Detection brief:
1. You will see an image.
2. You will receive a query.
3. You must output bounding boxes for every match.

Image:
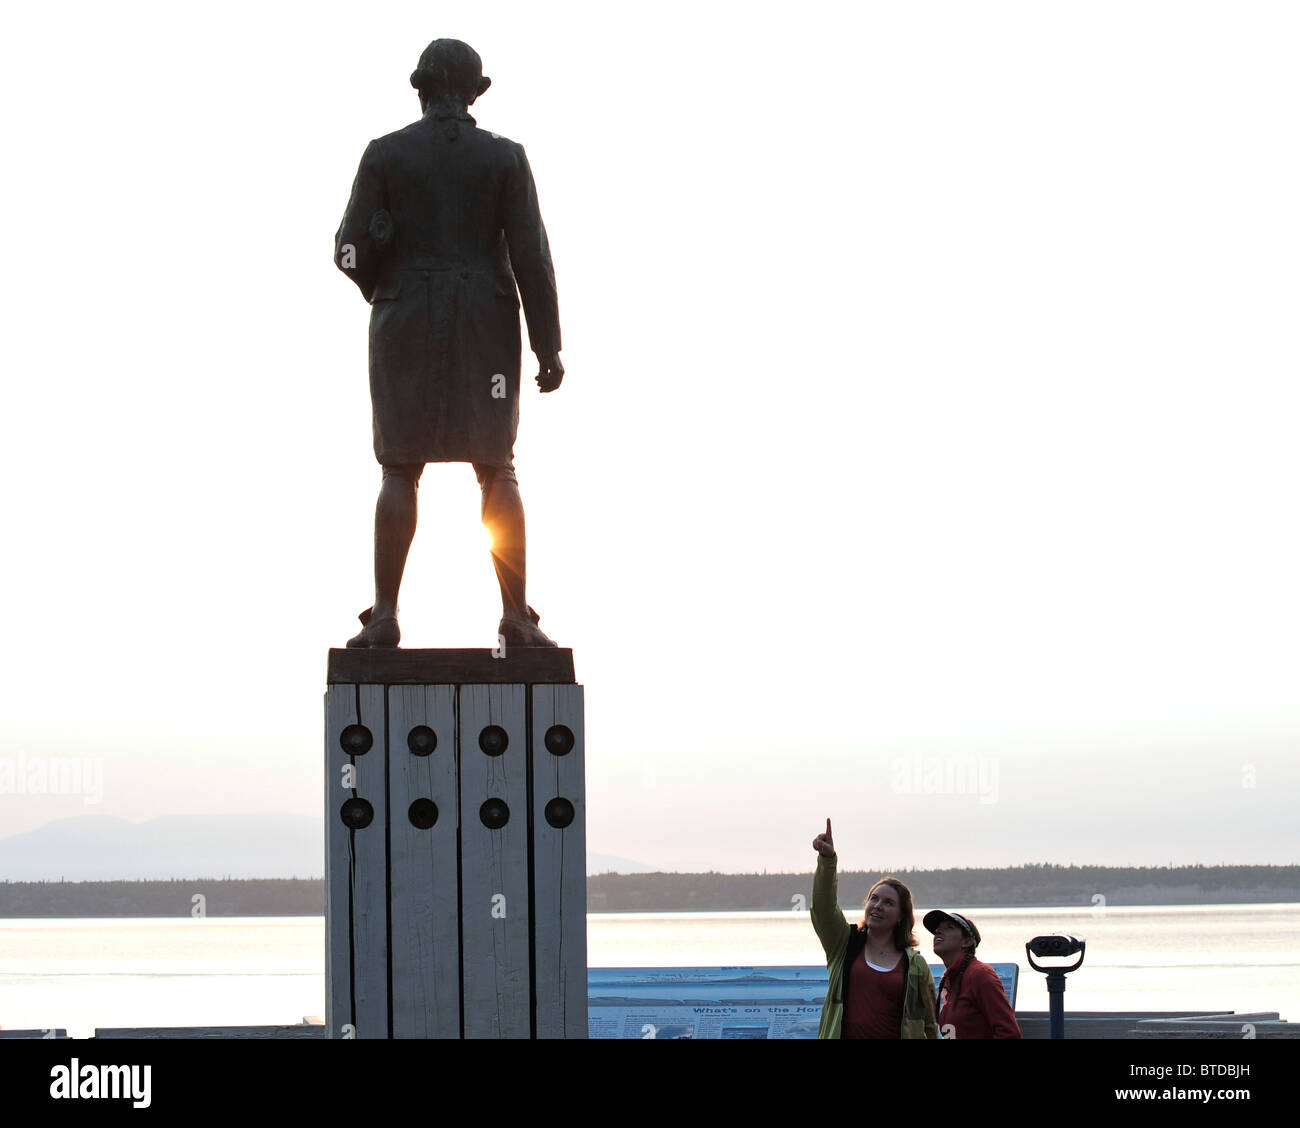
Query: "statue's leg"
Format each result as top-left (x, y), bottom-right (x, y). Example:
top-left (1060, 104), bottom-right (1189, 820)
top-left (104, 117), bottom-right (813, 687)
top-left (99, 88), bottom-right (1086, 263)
top-left (373, 463), bottom-right (422, 618)
top-left (347, 463), bottom-right (421, 647)
top-left (476, 461), bottom-right (557, 647)
top-left (476, 461), bottom-right (527, 622)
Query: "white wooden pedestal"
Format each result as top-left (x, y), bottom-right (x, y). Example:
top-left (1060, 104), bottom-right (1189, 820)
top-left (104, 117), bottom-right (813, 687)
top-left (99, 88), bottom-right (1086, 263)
top-left (324, 648), bottom-right (585, 1039)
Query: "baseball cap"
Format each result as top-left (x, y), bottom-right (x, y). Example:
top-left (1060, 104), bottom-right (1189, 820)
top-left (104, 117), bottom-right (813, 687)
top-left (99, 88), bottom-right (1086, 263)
top-left (923, 909), bottom-right (981, 948)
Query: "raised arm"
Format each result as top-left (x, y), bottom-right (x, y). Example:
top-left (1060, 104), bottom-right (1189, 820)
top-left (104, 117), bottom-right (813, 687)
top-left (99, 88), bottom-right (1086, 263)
top-left (810, 819), bottom-right (848, 958)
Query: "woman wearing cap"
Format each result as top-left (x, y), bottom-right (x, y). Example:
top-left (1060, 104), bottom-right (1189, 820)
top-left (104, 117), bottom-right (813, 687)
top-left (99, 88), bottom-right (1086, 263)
top-left (925, 909), bottom-right (1022, 1039)
top-left (810, 819), bottom-right (938, 1039)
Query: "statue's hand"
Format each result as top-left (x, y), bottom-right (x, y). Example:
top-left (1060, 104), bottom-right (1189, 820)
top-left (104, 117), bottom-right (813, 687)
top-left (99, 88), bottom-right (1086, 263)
top-left (536, 352), bottom-right (564, 393)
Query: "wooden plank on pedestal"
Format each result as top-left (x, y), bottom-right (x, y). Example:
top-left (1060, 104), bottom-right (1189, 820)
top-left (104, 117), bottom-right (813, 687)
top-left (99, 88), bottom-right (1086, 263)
top-left (531, 684), bottom-right (587, 1038)
top-left (458, 683), bottom-right (530, 1038)
top-left (351, 683), bottom-right (389, 1038)
top-left (324, 685), bottom-right (354, 1039)
top-left (388, 684), bottom-right (460, 1038)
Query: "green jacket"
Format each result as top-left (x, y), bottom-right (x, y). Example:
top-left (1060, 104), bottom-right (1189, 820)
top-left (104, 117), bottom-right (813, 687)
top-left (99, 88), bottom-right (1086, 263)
top-left (811, 854), bottom-right (939, 1039)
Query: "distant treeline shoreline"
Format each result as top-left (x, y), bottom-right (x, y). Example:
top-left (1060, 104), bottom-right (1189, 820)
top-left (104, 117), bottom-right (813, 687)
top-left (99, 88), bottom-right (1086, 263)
top-left (590, 864), bottom-right (1300, 913)
top-left (0, 864), bottom-right (1296, 917)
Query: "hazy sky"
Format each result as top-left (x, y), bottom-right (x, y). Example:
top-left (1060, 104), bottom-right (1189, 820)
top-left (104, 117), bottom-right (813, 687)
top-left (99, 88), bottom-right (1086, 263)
top-left (1, 2), bottom-right (1297, 874)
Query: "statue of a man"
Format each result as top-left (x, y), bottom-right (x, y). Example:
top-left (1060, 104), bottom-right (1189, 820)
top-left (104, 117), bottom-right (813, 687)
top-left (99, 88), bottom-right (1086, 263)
top-left (335, 39), bottom-right (564, 649)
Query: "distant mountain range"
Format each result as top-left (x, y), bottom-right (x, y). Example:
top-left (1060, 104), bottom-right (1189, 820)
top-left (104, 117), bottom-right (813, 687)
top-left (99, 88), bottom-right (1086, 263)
top-left (0, 814), bottom-right (657, 881)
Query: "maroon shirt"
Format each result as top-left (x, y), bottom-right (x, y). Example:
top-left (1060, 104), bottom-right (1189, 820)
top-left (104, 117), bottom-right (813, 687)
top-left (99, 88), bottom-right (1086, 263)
top-left (844, 949), bottom-right (906, 1039)
top-left (938, 957), bottom-right (1022, 1039)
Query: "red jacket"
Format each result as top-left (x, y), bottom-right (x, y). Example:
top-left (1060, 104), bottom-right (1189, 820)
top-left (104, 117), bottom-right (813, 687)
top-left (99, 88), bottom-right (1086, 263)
top-left (938, 957), bottom-right (1022, 1039)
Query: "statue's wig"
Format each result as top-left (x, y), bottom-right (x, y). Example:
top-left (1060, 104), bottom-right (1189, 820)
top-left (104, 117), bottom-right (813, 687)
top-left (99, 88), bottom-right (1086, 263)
top-left (410, 39), bottom-right (491, 103)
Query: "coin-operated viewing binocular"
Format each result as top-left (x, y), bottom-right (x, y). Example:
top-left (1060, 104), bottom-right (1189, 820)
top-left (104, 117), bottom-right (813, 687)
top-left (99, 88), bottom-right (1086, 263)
top-left (1026, 934), bottom-right (1086, 1039)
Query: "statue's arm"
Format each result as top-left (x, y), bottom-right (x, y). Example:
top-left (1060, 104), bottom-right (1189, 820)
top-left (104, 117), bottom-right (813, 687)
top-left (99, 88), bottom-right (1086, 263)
top-left (334, 139), bottom-right (387, 302)
top-left (503, 145), bottom-right (561, 361)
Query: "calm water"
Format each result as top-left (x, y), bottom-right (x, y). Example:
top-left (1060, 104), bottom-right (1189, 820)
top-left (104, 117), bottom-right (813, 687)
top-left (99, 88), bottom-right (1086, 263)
top-left (0, 905), bottom-right (1295, 1037)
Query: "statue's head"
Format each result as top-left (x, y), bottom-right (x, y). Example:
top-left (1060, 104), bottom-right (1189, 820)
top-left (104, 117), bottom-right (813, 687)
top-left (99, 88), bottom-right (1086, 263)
top-left (410, 39), bottom-right (492, 108)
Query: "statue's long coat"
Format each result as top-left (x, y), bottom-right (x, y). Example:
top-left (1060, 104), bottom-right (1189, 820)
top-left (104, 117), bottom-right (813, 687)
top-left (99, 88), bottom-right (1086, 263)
top-left (335, 112), bottom-right (561, 467)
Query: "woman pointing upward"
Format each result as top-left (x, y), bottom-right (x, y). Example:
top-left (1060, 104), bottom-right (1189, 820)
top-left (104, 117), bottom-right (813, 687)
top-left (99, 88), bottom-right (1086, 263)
top-left (810, 818), bottom-right (938, 1039)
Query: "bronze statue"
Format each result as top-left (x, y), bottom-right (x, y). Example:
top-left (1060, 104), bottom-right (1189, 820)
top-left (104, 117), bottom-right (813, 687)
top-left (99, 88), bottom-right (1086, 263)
top-left (335, 39), bottom-right (563, 649)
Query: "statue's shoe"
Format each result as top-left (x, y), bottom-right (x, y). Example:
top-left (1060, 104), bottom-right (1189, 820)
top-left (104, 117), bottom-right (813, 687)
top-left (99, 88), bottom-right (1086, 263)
top-left (346, 607), bottom-right (400, 649)
top-left (498, 605), bottom-right (558, 648)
